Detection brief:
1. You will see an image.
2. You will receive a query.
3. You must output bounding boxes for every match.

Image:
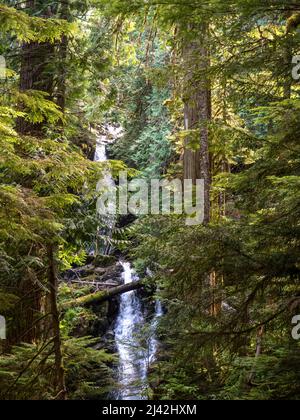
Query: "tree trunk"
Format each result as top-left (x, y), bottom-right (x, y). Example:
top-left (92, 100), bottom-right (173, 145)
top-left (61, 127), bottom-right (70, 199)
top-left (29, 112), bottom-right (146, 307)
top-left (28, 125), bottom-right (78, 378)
top-left (17, 1), bottom-right (55, 136)
top-left (48, 245), bottom-right (67, 400)
top-left (183, 23), bottom-right (211, 223)
top-left (247, 326), bottom-right (264, 384)
top-left (56, 0), bottom-right (70, 113)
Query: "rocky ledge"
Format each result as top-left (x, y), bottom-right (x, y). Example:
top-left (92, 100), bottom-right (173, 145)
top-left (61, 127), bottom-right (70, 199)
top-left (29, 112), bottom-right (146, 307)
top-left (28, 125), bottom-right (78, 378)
top-left (60, 255), bottom-right (124, 339)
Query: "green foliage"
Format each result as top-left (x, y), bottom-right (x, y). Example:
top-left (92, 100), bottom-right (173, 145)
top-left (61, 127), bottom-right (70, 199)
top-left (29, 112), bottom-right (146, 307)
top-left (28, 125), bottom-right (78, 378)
top-left (131, 98), bottom-right (300, 398)
top-left (108, 27), bottom-right (175, 178)
top-left (0, 1), bottom-right (116, 401)
top-left (0, 290), bottom-right (18, 313)
top-left (64, 336), bottom-right (116, 400)
top-left (0, 3), bottom-right (76, 42)
top-left (2, 0), bottom-right (300, 402)
top-left (17, 90), bottom-right (64, 125)
top-left (122, 0), bottom-right (300, 401)
top-left (0, 337), bottom-right (115, 400)
top-left (221, 345), bottom-right (300, 400)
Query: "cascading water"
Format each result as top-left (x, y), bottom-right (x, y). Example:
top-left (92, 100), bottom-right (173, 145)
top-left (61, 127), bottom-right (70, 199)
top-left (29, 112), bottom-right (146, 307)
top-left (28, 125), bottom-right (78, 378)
top-left (115, 262), bottom-right (147, 400)
top-left (114, 262), bottom-right (162, 400)
top-left (94, 126), bottom-right (121, 254)
top-left (94, 129), bottom-right (162, 400)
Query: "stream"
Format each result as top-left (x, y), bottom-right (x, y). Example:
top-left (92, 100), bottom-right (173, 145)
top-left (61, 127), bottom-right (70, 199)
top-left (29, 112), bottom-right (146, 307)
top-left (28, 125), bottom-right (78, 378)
top-left (115, 262), bottom-right (147, 400)
top-left (94, 128), bottom-right (161, 400)
top-left (115, 262), bottom-right (162, 400)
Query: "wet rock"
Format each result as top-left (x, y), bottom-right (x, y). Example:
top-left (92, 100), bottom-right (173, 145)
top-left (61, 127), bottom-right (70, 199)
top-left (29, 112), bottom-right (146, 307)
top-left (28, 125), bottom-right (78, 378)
top-left (99, 264), bottom-right (123, 284)
top-left (61, 257), bottom-right (123, 340)
top-left (94, 267), bottom-right (107, 276)
top-left (93, 255), bottom-right (117, 268)
top-left (63, 261), bottom-right (123, 285)
top-left (64, 264), bottom-right (94, 281)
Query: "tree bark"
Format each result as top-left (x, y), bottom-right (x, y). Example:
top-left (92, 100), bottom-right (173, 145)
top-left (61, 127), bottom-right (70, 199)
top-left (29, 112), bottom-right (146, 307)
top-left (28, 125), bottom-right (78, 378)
top-left (247, 326), bottom-right (264, 384)
top-left (17, 1), bottom-right (55, 136)
top-left (183, 23), bottom-right (211, 223)
top-left (48, 245), bottom-right (67, 400)
top-left (56, 0), bottom-right (70, 113)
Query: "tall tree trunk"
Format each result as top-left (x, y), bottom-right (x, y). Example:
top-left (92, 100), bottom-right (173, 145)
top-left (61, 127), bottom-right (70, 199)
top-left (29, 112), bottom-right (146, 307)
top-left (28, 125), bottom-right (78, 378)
top-left (56, 0), bottom-right (70, 113)
top-left (17, 0), bottom-right (55, 136)
top-left (13, 0), bottom-right (56, 346)
top-left (183, 23), bottom-right (211, 223)
top-left (247, 326), bottom-right (264, 384)
top-left (47, 245), bottom-right (67, 400)
top-left (19, 279), bottom-right (41, 343)
top-left (182, 24), bottom-right (222, 320)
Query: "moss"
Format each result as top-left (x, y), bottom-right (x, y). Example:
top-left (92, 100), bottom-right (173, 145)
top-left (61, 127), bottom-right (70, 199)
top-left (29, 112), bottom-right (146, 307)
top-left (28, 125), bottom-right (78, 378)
top-left (287, 13), bottom-right (300, 32)
top-left (93, 254), bottom-right (117, 268)
top-left (63, 290), bottom-right (107, 309)
top-left (63, 281), bottom-right (144, 310)
top-left (0, 291), bottom-right (19, 313)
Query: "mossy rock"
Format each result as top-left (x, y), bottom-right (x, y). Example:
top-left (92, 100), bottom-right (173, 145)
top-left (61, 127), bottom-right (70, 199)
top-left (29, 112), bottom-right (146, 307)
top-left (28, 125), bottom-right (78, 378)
top-left (93, 255), bottom-right (117, 268)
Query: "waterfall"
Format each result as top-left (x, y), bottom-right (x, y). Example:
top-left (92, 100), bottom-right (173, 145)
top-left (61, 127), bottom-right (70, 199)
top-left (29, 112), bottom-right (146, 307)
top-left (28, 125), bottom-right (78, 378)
top-left (114, 262), bottom-right (162, 400)
top-left (94, 129), bottom-right (161, 400)
top-left (115, 262), bottom-right (147, 400)
top-left (94, 126), bottom-right (121, 254)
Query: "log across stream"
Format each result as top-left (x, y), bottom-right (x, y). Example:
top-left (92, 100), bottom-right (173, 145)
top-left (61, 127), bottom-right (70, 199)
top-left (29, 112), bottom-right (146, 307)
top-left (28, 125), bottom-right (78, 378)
top-left (63, 278), bottom-right (144, 309)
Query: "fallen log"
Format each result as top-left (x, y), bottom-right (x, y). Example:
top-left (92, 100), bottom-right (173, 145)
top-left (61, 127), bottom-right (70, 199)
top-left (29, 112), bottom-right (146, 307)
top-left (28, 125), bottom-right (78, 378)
top-left (63, 281), bottom-right (144, 309)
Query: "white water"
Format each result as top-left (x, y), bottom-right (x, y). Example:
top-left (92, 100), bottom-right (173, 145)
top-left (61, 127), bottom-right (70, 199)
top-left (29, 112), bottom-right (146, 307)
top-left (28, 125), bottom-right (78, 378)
top-left (115, 262), bottom-right (147, 400)
top-left (95, 128), bottom-right (118, 232)
top-left (115, 262), bottom-right (162, 400)
top-left (94, 126), bottom-right (122, 253)
top-left (94, 130), bottom-right (161, 400)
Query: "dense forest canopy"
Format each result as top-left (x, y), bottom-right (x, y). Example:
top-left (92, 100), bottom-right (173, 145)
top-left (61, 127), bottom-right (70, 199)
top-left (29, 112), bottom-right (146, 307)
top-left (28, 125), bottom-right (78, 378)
top-left (0, 0), bottom-right (300, 401)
